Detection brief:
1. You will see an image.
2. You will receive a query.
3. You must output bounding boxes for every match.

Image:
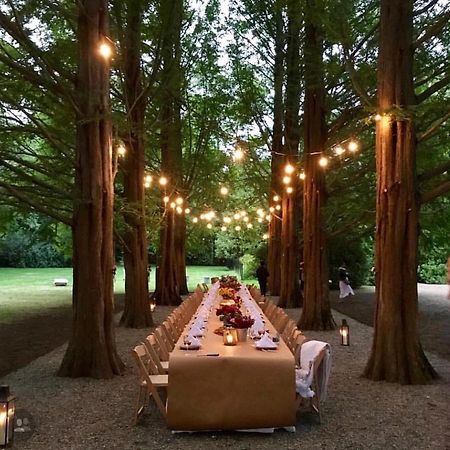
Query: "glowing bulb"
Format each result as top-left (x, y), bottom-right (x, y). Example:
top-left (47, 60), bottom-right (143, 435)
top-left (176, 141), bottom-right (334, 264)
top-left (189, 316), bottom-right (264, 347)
top-left (184, 208), bottom-right (191, 214)
top-left (286, 186), bottom-right (294, 194)
top-left (207, 223), bottom-right (212, 229)
top-left (256, 208), bottom-right (264, 217)
top-left (282, 175), bottom-right (291, 185)
top-left (200, 214), bottom-right (205, 220)
top-left (117, 144), bottom-right (126, 157)
top-left (159, 176), bottom-right (168, 186)
top-left (285, 164), bottom-right (295, 174)
top-left (334, 146), bottom-right (345, 156)
top-left (175, 197), bottom-right (183, 205)
top-left (275, 204), bottom-right (281, 210)
top-left (233, 148), bottom-right (244, 161)
top-left (246, 223), bottom-right (253, 229)
top-left (257, 218), bottom-right (263, 223)
top-left (223, 217), bottom-right (231, 224)
top-left (144, 181), bottom-right (151, 188)
top-left (145, 175), bottom-right (152, 184)
top-left (99, 42), bottom-right (112, 59)
top-left (299, 172), bottom-right (306, 180)
top-left (220, 186), bottom-right (229, 195)
top-left (273, 195), bottom-right (280, 202)
top-left (240, 211), bottom-right (247, 216)
top-left (234, 213), bottom-right (241, 220)
top-left (265, 215), bottom-right (271, 221)
top-left (374, 114), bottom-right (382, 121)
top-left (163, 196), bottom-right (169, 203)
top-left (263, 233), bottom-right (269, 240)
top-left (243, 216), bottom-right (249, 222)
top-left (221, 226), bottom-right (227, 231)
top-left (348, 141), bottom-right (358, 152)
top-left (269, 206), bottom-right (275, 213)
top-left (319, 157), bottom-right (328, 167)
top-left (235, 225), bottom-right (241, 231)
top-left (176, 206), bottom-right (183, 214)
top-left (193, 217), bottom-right (198, 223)
top-left (170, 202), bottom-right (176, 209)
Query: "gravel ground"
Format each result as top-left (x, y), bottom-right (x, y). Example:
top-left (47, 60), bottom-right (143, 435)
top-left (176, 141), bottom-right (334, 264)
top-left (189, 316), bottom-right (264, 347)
top-left (1, 306), bottom-right (449, 450)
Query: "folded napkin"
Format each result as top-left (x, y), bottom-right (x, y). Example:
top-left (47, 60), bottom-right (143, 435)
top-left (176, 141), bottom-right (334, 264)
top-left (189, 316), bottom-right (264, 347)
top-left (182, 335), bottom-right (201, 349)
top-left (255, 332), bottom-right (277, 349)
top-left (189, 325), bottom-right (205, 337)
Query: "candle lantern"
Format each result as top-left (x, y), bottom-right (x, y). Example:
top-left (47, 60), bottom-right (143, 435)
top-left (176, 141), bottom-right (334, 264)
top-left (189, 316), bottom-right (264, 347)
top-left (0, 386), bottom-right (15, 448)
top-left (340, 319), bottom-right (350, 346)
top-left (223, 328), bottom-right (238, 346)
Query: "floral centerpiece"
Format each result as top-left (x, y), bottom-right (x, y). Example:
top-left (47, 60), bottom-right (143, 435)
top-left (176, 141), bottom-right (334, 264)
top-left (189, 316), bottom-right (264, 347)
top-left (218, 287), bottom-right (236, 300)
top-left (227, 315), bottom-right (254, 329)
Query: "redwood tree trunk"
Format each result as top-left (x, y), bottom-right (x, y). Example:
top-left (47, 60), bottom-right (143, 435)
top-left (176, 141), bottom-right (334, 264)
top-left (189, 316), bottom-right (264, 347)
top-left (298, 0), bottom-right (335, 331)
top-left (119, 0), bottom-right (153, 328)
top-left (59, 0), bottom-right (123, 378)
top-left (154, 0), bottom-right (184, 305)
top-left (279, 0), bottom-right (301, 308)
top-left (174, 214), bottom-right (189, 294)
top-left (363, 0), bottom-right (436, 384)
top-left (267, 0), bottom-right (284, 296)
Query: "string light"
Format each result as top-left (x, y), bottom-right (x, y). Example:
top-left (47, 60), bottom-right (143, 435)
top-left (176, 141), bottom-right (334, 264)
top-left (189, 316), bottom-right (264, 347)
top-left (243, 216), bottom-right (249, 222)
top-left (334, 146), bottom-right (345, 156)
top-left (144, 180), bottom-right (151, 189)
top-left (265, 215), bottom-right (271, 221)
top-left (232, 148), bottom-right (244, 161)
top-left (348, 141), bottom-right (358, 152)
top-left (235, 225), bottom-right (241, 231)
top-left (257, 218), bottom-right (263, 223)
top-left (319, 156), bottom-right (328, 167)
top-left (163, 196), bottom-right (169, 203)
top-left (117, 143), bottom-right (126, 157)
top-left (98, 41), bottom-right (113, 59)
top-left (256, 208), bottom-right (264, 217)
top-left (246, 223), bottom-right (253, 229)
top-left (284, 164), bottom-right (295, 174)
top-left (275, 204), bottom-right (281, 211)
top-left (223, 217), bottom-right (231, 224)
top-left (159, 176), bottom-right (168, 186)
top-left (273, 195), bottom-right (280, 202)
top-left (233, 213), bottom-right (241, 220)
top-left (374, 114), bottom-right (382, 121)
top-left (175, 197), bottom-right (183, 205)
top-left (240, 211), bottom-right (247, 216)
top-left (286, 186), bottom-right (293, 194)
top-left (193, 217), bottom-right (198, 223)
top-left (185, 208), bottom-right (191, 214)
top-left (176, 206), bottom-right (183, 214)
top-left (221, 226), bottom-right (227, 231)
top-left (170, 202), bottom-right (176, 209)
top-left (282, 175), bottom-right (291, 185)
top-left (262, 233), bottom-right (269, 240)
top-left (220, 186), bottom-right (229, 196)
top-left (144, 175), bottom-right (152, 184)
top-left (299, 172), bottom-right (306, 180)
top-left (207, 223), bottom-right (213, 229)
top-left (269, 206), bottom-right (275, 213)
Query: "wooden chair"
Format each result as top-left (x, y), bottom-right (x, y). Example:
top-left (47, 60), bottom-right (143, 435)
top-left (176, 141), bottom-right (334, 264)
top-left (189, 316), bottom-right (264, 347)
top-left (131, 344), bottom-right (168, 423)
top-left (202, 283), bottom-right (209, 293)
top-left (144, 335), bottom-right (169, 374)
top-left (295, 342), bottom-right (331, 423)
top-left (154, 327), bottom-right (171, 360)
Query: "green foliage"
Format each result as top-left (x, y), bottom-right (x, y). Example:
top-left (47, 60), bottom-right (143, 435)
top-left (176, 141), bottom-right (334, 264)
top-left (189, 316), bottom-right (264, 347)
top-left (418, 262), bottom-right (447, 284)
top-left (239, 253), bottom-right (258, 278)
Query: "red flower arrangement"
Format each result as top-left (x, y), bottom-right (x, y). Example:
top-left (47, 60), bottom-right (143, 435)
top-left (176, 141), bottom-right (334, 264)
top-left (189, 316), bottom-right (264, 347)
top-left (228, 315), bottom-right (255, 329)
top-left (216, 304), bottom-right (240, 317)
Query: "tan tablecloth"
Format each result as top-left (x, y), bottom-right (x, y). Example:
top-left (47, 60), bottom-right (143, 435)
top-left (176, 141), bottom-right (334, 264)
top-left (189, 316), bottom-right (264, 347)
top-left (167, 293), bottom-right (296, 431)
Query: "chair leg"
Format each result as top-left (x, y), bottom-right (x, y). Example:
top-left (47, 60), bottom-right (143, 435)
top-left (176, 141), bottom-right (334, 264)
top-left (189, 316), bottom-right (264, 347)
top-left (134, 384), bottom-right (147, 425)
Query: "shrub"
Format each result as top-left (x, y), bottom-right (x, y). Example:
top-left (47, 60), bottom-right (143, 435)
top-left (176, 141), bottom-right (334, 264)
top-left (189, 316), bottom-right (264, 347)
top-left (239, 254), bottom-right (258, 279)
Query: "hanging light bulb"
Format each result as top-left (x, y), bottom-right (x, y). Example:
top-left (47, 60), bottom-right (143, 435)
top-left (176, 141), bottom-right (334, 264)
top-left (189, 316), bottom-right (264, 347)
top-left (374, 113), bottom-right (382, 121)
top-left (284, 163), bottom-right (295, 174)
top-left (170, 202), bottom-right (176, 209)
top-left (200, 213), bottom-right (205, 220)
top-left (240, 210), bottom-right (247, 216)
top-left (117, 143), bottom-right (126, 157)
top-left (223, 217), bottom-right (231, 224)
top-left (286, 186), bottom-right (294, 194)
top-left (144, 175), bottom-right (152, 184)
top-left (207, 223), bottom-right (213, 229)
top-left (265, 215), bottom-right (271, 221)
top-left (144, 181), bottom-right (151, 189)
top-left (275, 204), bottom-right (281, 211)
top-left (334, 146), bottom-right (345, 156)
top-left (221, 226), bottom-right (227, 231)
top-left (262, 233), bottom-right (269, 240)
top-left (235, 225), bottom-right (241, 231)
top-left (257, 217), bottom-right (263, 223)
top-left (220, 186), bottom-right (229, 196)
top-left (256, 208), bottom-right (264, 217)
top-left (232, 148), bottom-right (244, 161)
top-left (246, 223), bottom-right (253, 229)
top-left (299, 172), bottom-right (306, 180)
top-left (233, 213), bottom-right (241, 220)
top-left (184, 208), bottom-right (191, 214)
top-left (273, 195), bottom-right (280, 202)
top-left (176, 206), bottom-right (183, 214)
top-left (282, 175), bottom-right (291, 185)
top-left (159, 176), bottom-right (168, 186)
top-left (175, 196), bottom-right (183, 205)
top-left (163, 196), bottom-right (169, 203)
top-left (192, 217), bottom-right (198, 223)
top-left (243, 216), bottom-right (249, 222)
top-left (98, 41), bottom-right (113, 59)
top-left (348, 141), bottom-right (358, 152)
top-left (269, 206), bottom-right (275, 213)
top-left (319, 156), bottom-right (328, 167)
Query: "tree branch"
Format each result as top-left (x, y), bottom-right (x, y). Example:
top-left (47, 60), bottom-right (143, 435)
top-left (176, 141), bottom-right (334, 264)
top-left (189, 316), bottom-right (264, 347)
top-left (420, 180), bottom-right (450, 204)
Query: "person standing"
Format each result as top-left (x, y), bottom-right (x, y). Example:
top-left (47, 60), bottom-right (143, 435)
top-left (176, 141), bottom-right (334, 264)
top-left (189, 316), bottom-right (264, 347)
top-left (256, 260), bottom-right (269, 297)
top-left (338, 261), bottom-right (355, 300)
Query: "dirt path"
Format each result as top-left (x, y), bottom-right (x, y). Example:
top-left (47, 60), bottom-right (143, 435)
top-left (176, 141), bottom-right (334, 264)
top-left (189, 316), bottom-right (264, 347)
top-left (330, 283), bottom-right (450, 361)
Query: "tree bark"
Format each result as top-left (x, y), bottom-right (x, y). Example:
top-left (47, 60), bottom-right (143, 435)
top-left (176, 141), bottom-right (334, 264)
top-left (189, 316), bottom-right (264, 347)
top-left (298, 0), bottom-right (335, 331)
top-left (58, 0), bottom-right (123, 378)
top-left (363, 0), bottom-right (437, 384)
top-left (279, 0), bottom-right (301, 308)
top-left (119, 0), bottom-right (153, 328)
top-left (153, 0), bottom-right (184, 305)
top-left (268, 0), bottom-right (284, 296)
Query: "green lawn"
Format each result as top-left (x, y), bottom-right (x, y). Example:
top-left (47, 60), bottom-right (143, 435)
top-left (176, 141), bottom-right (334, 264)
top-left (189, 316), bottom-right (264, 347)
top-left (0, 266), bottom-right (257, 324)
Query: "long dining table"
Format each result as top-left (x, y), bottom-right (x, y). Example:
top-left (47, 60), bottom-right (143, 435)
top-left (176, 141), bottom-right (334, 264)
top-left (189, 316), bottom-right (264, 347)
top-left (167, 283), bottom-right (296, 431)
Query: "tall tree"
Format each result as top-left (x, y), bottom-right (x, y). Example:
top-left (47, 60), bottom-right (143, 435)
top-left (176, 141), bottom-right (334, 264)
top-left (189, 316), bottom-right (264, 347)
top-left (298, 0), bottom-right (335, 330)
top-left (153, 0), bottom-right (184, 305)
top-left (363, 0), bottom-right (437, 384)
top-left (58, 0), bottom-right (123, 378)
top-left (114, 0), bottom-right (153, 328)
top-left (267, 0), bottom-right (284, 296)
top-left (278, 0), bottom-right (301, 308)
